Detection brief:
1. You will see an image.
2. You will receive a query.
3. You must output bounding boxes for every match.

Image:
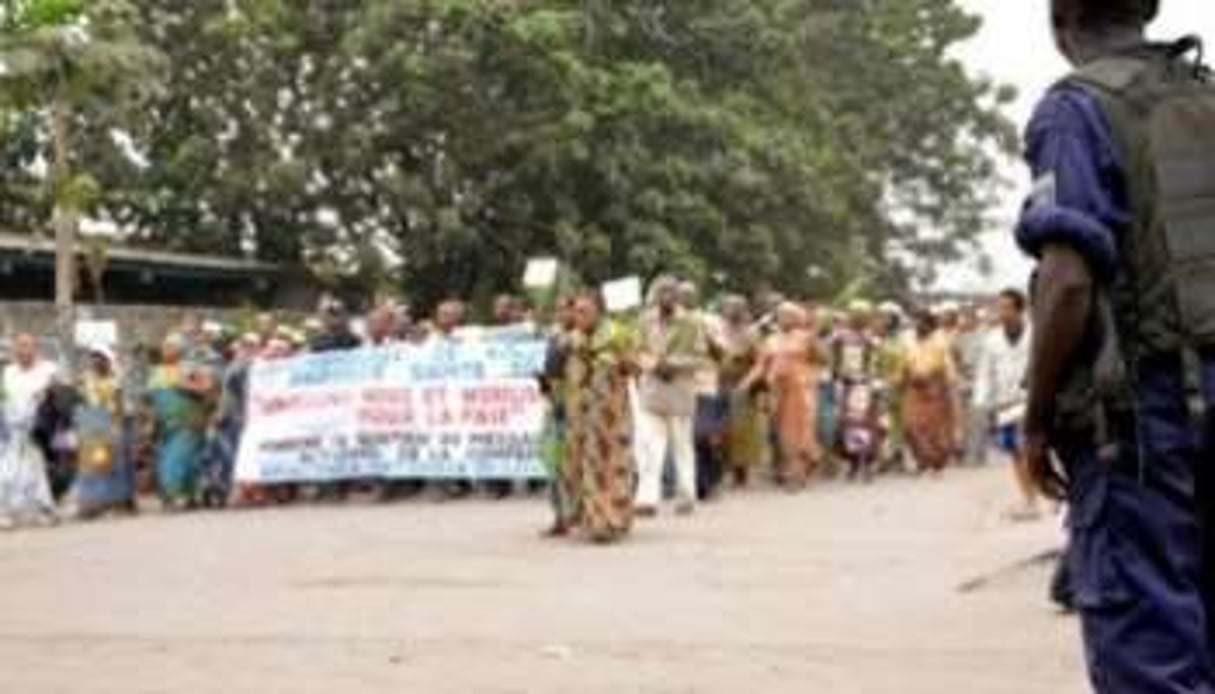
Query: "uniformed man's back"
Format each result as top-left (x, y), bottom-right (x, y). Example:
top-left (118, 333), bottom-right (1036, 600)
top-left (1017, 1), bottom-right (1215, 692)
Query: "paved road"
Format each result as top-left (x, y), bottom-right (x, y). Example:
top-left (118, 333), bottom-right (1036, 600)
top-left (0, 466), bottom-right (1085, 693)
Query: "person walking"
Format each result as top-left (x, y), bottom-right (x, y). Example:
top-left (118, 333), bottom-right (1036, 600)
top-left (202, 334), bottom-right (259, 508)
top-left (72, 346), bottom-right (137, 519)
top-left (832, 302), bottom-right (883, 482)
top-left (973, 288), bottom-right (1037, 520)
top-left (0, 334), bottom-right (60, 528)
top-left (147, 334), bottom-right (214, 511)
top-left (634, 278), bottom-right (708, 516)
top-left (743, 302), bottom-right (822, 489)
top-left (717, 296), bottom-right (768, 487)
top-left (900, 311), bottom-right (958, 475)
top-left (1019, 2), bottom-right (1215, 690)
top-left (563, 293), bottom-right (638, 543)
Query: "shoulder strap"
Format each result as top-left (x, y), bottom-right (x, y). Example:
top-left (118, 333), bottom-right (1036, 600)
top-left (1065, 55), bottom-right (1153, 95)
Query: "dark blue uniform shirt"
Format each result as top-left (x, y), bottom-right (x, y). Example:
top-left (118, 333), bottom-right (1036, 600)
top-left (1015, 86), bottom-right (1131, 280)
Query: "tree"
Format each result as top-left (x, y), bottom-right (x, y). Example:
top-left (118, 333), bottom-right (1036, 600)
top-left (2, 0), bottom-right (1014, 311)
top-left (0, 0), bottom-right (163, 361)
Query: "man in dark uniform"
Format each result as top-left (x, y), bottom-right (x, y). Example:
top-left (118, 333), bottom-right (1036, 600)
top-left (1019, 1), bottom-right (1215, 691)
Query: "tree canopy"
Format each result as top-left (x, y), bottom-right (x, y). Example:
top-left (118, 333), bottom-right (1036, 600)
top-left (0, 0), bottom-right (1016, 308)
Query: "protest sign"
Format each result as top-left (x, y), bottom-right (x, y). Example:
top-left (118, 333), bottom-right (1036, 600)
top-left (523, 257), bottom-right (560, 289)
top-left (75, 320), bottom-right (119, 348)
top-left (235, 339), bottom-right (548, 483)
top-left (602, 276), bottom-right (642, 313)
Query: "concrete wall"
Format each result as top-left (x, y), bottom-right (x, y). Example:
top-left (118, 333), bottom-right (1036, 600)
top-left (0, 301), bottom-right (242, 349)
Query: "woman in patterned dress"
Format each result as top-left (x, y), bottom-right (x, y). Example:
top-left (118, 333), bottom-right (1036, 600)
top-left (900, 311), bottom-right (959, 474)
top-left (717, 295), bottom-right (768, 487)
top-left (562, 293), bottom-right (638, 544)
top-left (72, 346), bottom-right (137, 519)
top-left (743, 302), bottom-right (822, 489)
top-left (147, 335), bottom-right (215, 510)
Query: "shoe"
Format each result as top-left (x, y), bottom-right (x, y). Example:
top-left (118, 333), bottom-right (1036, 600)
top-left (634, 505), bottom-right (658, 518)
top-left (675, 502), bottom-right (695, 516)
top-left (540, 523), bottom-right (570, 539)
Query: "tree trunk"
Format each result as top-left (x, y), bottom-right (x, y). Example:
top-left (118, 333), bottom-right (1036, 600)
top-left (51, 96), bottom-right (77, 376)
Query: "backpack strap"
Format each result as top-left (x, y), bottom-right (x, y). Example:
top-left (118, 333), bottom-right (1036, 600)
top-left (1066, 55), bottom-right (1153, 94)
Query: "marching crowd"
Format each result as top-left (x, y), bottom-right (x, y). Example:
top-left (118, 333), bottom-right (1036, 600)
top-left (0, 278), bottom-right (1034, 542)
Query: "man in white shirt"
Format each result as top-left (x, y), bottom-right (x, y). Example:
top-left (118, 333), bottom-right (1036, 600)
top-left (973, 289), bottom-right (1037, 520)
top-left (635, 278), bottom-right (709, 516)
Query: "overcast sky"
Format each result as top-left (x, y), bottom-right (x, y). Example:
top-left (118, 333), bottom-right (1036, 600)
top-left (944, 0), bottom-right (1215, 292)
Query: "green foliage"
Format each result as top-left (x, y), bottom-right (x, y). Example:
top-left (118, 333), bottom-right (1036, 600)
top-left (0, 0), bottom-right (163, 218)
top-left (2, 0), bottom-right (85, 31)
top-left (0, 0), bottom-right (1015, 307)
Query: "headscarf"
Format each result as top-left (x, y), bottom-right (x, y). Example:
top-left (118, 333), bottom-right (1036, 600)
top-left (847, 300), bottom-right (874, 319)
top-left (87, 344), bottom-right (117, 367)
top-left (645, 275), bottom-right (679, 307)
top-left (776, 301), bottom-right (808, 329)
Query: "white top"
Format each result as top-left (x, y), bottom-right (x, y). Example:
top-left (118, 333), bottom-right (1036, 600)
top-left (972, 326), bottom-right (1031, 425)
top-left (4, 360), bottom-right (59, 431)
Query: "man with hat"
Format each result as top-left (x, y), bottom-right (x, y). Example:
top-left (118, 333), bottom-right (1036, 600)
top-left (1018, 1), bottom-right (1215, 690)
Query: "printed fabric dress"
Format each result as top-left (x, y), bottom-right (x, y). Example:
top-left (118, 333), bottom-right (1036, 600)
top-left (563, 320), bottom-right (637, 543)
top-left (764, 330), bottom-right (821, 486)
top-left (718, 326), bottom-right (768, 480)
top-left (832, 330), bottom-right (883, 467)
top-left (148, 364), bottom-right (211, 506)
top-left (900, 336), bottom-right (957, 472)
top-left (72, 374), bottom-right (135, 516)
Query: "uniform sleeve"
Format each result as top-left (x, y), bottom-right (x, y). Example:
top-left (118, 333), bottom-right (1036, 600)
top-left (1014, 87), bottom-right (1131, 282)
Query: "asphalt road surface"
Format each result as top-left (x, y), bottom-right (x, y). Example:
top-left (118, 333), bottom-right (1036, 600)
top-left (0, 465), bottom-right (1085, 693)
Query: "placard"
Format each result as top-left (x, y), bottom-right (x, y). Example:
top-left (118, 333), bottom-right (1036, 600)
top-left (75, 320), bottom-right (118, 349)
top-left (523, 257), bottom-right (560, 289)
top-left (602, 276), bottom-right (643, 313)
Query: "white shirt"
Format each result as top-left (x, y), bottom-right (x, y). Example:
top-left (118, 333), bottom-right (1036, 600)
top-left (4, 360), bottom-right (59, 430)
top-left (972, 325), bottom-right (1031, 425)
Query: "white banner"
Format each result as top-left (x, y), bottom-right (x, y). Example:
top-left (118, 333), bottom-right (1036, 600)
top-left (235, 339), bottom-right (549, 483)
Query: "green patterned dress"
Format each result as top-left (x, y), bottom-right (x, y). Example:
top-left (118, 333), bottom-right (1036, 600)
top-left (563, 319), bottom-right (637, 543)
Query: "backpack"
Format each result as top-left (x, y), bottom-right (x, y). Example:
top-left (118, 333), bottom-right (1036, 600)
top-left (1064, 38), bottom-right (1215, 417)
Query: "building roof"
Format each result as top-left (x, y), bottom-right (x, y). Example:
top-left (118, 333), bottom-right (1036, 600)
top-left (0, 231), bottom-right (281, 277)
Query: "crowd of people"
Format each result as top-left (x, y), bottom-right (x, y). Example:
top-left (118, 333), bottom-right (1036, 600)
top-left (0, 278), bottom-right (1035, 542)
top-left (538, 279), bottom-right (1037, 543)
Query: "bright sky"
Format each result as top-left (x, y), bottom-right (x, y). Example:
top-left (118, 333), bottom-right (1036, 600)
top-left (945, 0), bottom-right (1215, 292)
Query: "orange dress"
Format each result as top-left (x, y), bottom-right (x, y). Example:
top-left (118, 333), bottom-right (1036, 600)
top-left (901, 334), bottom-right (958, 472)
top-left (763, 329), bottom-right (821, 485)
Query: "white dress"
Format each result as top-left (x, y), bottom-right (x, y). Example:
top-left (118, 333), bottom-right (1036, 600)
top-left (0, 361), bottom-right (59, 517)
